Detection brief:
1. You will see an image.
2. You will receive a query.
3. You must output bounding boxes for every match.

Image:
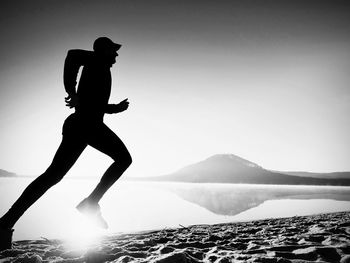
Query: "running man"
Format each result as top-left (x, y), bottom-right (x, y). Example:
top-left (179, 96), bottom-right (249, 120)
top-left (0, 37), bottom-right (132, 250)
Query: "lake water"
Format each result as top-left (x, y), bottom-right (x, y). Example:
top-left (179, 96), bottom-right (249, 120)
top-left (1, 177), bottom-right (350, 241)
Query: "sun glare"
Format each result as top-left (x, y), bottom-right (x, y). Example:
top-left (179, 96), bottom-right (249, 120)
top-left (63, 214), bottom-right (108, 250)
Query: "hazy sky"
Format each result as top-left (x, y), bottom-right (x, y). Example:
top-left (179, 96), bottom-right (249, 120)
top-left (0, 0), bottom-right (350, 177)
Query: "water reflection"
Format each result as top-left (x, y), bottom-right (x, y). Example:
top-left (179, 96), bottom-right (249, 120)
top-left (156, 183), bottom-right (350, 216)
top-left (1, 178), bottom-right (350, 240)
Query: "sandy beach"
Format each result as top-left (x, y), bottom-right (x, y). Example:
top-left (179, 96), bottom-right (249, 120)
top-left (0, 211), bottom-right (349, 263)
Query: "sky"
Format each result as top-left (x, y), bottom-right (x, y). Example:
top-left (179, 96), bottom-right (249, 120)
top-left (0, 0), bottom-right (350, 178)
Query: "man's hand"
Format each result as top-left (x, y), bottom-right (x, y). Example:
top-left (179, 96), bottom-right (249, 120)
top-left (105, 99), bottom-right (130, 114)
top-left (65, 94), bottom-right (79, 109)
top-left (116, 98), bottom-right (129, 112)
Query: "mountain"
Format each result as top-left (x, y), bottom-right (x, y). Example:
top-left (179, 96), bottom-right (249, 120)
top-left (273, 171), bottom-right (350, 180)
top-left (0, 169), bottom-right (18, 177)
top-left (135, 154), bottom-right (350, 186)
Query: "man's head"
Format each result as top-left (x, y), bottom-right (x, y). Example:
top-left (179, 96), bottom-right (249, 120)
top-left (93, 37), bottom-right (122, 66)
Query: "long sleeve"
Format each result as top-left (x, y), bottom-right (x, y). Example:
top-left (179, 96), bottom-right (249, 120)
top-left (104, 104), bottom-right (119, 114)
top-left (63, 49), bottom-right (93, 95)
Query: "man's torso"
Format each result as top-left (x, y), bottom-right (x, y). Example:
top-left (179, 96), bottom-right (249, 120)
top-left (76, 53), bottom-right (112, 121)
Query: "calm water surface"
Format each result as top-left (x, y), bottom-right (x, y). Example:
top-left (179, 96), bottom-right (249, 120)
top-left (0, 178), bottom-right (349, 240)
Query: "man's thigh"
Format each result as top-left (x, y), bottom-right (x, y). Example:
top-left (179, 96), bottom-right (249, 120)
top-left (87, 123), bottom-right (130, 161)
top-left (49, 114), bottom-right (88, 173)
top-left (48, 134), bottom-right (87, 174)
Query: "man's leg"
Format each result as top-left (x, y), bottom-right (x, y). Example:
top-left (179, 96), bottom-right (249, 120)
top-left (75, 123), bottom-right (131, 228)
top-left (85, 123), bottom-right (132, 204)
top-left (0, 135), bottom-right (86, 230)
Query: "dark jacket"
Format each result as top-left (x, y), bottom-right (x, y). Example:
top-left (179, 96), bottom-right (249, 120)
top-left (64, 49), bottom-right (115, 121)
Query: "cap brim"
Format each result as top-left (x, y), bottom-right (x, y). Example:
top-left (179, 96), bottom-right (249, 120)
top-left (113, 43), bottom-right (122, 51)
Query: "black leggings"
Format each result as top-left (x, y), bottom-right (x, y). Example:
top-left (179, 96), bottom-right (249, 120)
top-left (0, 114), bottom-right (132, 229)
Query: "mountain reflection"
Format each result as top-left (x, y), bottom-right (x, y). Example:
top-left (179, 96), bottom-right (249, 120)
top-left (159, 183), bottom-right (350, 216)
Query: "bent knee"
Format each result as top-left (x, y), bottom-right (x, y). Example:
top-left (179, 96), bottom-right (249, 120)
top-left (121, 153), bottom-right (132, 168)
top-left (112, 151), bottom-right (132, 168)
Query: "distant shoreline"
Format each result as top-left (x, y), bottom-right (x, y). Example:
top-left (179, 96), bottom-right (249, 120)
top-left (2, 154), bottom-right (350, 186)
top-left (3, 175), bottom-right (350, 188)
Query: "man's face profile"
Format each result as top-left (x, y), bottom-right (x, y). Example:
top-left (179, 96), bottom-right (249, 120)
top-left (96, 48), bottom-right (118, 67)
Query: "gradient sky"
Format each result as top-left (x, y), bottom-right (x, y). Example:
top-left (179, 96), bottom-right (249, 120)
top-left (0, 0), bottom-right (350, 177)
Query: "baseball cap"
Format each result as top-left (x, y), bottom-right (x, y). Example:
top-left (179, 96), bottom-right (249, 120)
top-left (93, 37), bottom-right (122, 52)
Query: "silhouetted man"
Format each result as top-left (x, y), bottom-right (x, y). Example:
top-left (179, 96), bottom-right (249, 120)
top-left (0, 37), bottom-right (132, 250)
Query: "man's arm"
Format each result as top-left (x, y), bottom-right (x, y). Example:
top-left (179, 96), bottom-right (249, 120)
top-left (63, 49), bottom-right (92, 95)
top-left (63, 49), bottom-right (92, 108)
top-left (105, 99), bottom-right (129, 114)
